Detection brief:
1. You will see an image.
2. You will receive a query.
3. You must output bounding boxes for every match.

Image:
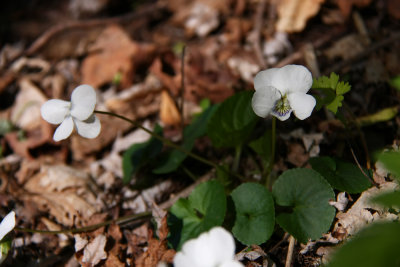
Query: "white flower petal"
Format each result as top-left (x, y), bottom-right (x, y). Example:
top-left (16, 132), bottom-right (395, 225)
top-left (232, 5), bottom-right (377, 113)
top-left (174, 227), bottom-right (239, 267)
top-left (0, 211), bottom-right (15, 241)
top-left (74, 115), bottom-right (101, 139)
top-left (70, 85), bottom-right (97, 121)
top-left (53, 116), bottom-right (74, 141)
top-left (40, 99), bottom-right (70, 124)
top-left (253, 68), bottom-right (280, 91)
top-left (271, 109), bottom-right (292, 121)
top-left (252, 86), bottom-right (281, 118)
top-left (288, 93), bottom-right (316, 120)
top-left (207, 227), bottom-right (235, 263)
top-left (275, 65), bottom-right (313, 95)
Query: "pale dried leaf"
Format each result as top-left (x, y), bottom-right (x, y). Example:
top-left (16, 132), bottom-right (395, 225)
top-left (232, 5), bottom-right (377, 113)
top-left (329, 192), bottom-right (349, 211)
top-left (82, 234), bottom-right (108, 265)
top-left (23, 165), bottom-right (102, 226)
top-left (333, 182), bottom-right (399, 238)
top-left (11, 79), bottom-right (47, 131)
top-left (74, 234), bottom-right (89, 252)
top-left (276, 0), bottom-right (325, 33)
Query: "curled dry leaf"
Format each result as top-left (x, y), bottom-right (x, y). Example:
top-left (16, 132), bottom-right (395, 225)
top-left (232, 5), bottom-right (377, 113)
top-left (332, 181), bottom-right (399, 239)
top-left (276, 0), bottom-right (325, 33)
top-left (160, 90), bottom-right (181, 126)
top-left (23, 165), bottom-right (103, 226)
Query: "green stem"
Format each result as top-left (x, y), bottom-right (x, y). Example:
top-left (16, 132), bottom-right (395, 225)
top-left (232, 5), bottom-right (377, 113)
top-left (265, 117), bottom-right (276, 189)
top-left (16, 211), bottom-right (151, 234)
top-left (232, 145), bottom-right (242, 173)
top-left (94, 110), bottom-right (217, 169)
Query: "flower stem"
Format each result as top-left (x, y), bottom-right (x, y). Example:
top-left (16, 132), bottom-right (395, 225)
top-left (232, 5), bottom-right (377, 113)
top-left (232, 145), bottom-right (242, 173)
top-left (94, 110), bottom-right (218, 169)
top-left (16, 211), bottom-right (151, 234)
top-left (265, 117), bottom-right (276, 189)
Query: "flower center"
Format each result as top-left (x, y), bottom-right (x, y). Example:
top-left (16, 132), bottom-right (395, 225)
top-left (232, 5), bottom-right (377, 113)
top-left (272, 94), bottom-right (291, 116)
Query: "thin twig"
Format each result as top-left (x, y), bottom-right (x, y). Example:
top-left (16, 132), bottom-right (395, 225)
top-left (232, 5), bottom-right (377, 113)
top-left (179, 45), bottom-right (186, 134)
top-left (285, 235), bottom-right (296, 267)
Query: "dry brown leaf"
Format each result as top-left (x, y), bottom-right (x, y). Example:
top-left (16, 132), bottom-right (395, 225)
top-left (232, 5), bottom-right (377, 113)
top-left (82, 234), bottom-right (108, 266)
top-left (135, 216), bottom-right (175, 267)
top-left (276, 0), bottom-right (325, 33)
top-left (160, 90), bottom-right (181, 126)
top-left (335, 0), bottom-right (372, 17)
top-left (81, 24), bottom-right (155, 88)
top-left (23, 165), bottom-right (102, 226)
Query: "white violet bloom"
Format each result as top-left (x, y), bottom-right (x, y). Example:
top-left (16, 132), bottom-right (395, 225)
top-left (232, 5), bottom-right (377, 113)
top-left (0, 211), bottom-right (15, 242)
top-left (0, 211), bottom-right (15, 264)
top-left (174, 227), bottom-right (243, 267)
top-left (41, 85), bottom-right (101, 141)
top-left (252, 64), bottom-right (316, 121)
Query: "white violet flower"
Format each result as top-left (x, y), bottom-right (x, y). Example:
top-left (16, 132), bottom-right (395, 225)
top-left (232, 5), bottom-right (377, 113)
top-left (252, 64), bottom-right (316, 121)
top-left (0, 211), bottom-right (15, 242)
top-left (41, 85), bottom-right (101, 141)
top-left (0, 211), bottom-right (15, 264)
top-left (174, 227), bottom-right (243, 267)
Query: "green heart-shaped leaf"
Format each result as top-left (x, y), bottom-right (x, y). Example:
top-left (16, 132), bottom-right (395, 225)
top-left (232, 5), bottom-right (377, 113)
top-left (231, 183), bottom-right (275, 245)
top-left (309, 156), bottom-right (371, 193)
top-left (207, 91), bottom-right (258, 148)
top-left (170, 180), bottom-right (227, 249)
top-left (272, 168), bottom-right (335, 243)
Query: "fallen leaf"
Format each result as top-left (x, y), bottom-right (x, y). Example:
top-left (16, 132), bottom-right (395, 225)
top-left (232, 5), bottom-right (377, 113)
top-left (276, 0), bottom-right (325, 33)
top-left (82, 234), bottom-right (108, 266)
top-left (81, 24), bottom-right (155, 88)
top-left (23, 165), bottom-right (103, 226)
top-left (160, 90), bottom-right (181, 126)
top-left (134, 216), bottom-right (175, 267)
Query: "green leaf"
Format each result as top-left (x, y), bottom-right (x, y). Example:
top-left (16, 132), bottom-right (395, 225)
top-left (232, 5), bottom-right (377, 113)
top-left (153, 105), bottom-right (217, 174)
top-left (372, 190), bottom-right (400, 208)
top-left (326, 95), bottom-right (344, 114)
top-left (122, 125), bottom-right (163, 183)
top-left (336, 81), bottom-right (351, 95)
top-left (207, 91), bottom-right (258, 148)
top-left (170, 180), bottom-right (227, 249)
top-left (309, 156), bottom-right (371, 193)
top-left (312, 72), bottom-right (351, 114)
top-left (389, 76), bottom-right (400, 91)
top-left (231, 183), bottom-right (275, 245)
top-left (378, 151), bottom-right (400, 180)
top-left (272, 168), bottom-right (335, 243)
top-left (326, 222), bottom-right (400, 267)
top-left (248, 130), bottom-right (272, 163)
